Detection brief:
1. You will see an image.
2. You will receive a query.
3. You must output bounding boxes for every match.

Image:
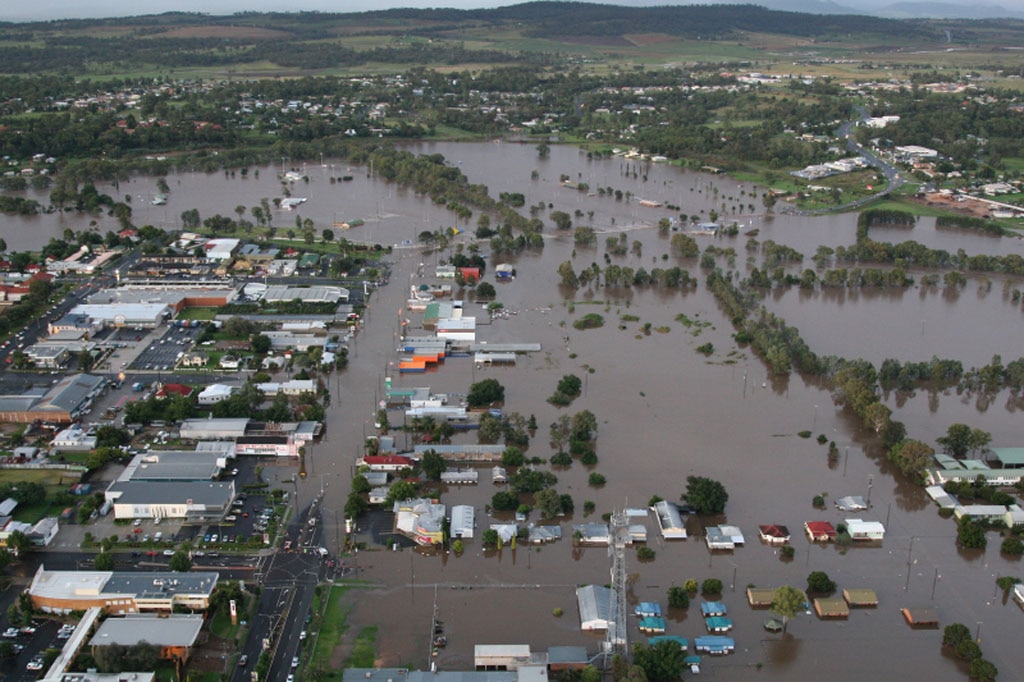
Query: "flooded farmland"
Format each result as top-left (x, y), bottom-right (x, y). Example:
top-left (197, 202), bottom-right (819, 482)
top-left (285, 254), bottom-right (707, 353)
top-left (4, 142), bottom-right (1024, 680)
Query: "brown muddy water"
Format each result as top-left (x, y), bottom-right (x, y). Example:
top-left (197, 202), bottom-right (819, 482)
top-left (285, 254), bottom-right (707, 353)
top-left (5, 143), bottom-right (1024, 680)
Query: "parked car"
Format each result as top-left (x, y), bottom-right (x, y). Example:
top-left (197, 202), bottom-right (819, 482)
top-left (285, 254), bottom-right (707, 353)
top-left (239, 655), bottom-right (248, 667)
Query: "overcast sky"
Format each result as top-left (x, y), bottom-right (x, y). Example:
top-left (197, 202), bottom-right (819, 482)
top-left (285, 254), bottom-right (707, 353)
top-left (6, 0), bottom-right (1024, 21)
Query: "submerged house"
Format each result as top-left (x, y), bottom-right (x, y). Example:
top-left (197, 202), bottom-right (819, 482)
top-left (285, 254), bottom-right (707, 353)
top-left (757, 524), bottom-right (790, 545)
top-left (652, 500), bottom-right (687, 540)
top-left (845, 519), bottom-right (885, 541)
top-left (804, 521), bottom-right (837, 542)
top-left (705, 525), bottom-right (744, 549)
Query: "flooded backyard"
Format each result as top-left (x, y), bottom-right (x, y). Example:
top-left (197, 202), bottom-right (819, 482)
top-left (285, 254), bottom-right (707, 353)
top-left (4, 142), bottom-right (1024, 679)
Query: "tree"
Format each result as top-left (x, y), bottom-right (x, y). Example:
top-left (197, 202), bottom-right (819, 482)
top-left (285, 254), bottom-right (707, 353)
top-left (667, 586), bottom-right (689, 609)
top-left (957, 519), bottom-right (987, 549)
top-left (943, 623), bottom-right (971, 648)
top-left (683, 476), bottom-right (728, 514)
top-left (6, 530), bottom-right (30, 557)
top-left (420, 449), bottom-right (446, 481)
top-left (937, 423), bottom-right (991, 458)
top-left (481, 529), bottom-right (500, 548)
top-left (969, 658), bottom-right (998, 682)
top-left (169, 551), bottom-right (192, 572)
top-left (631, 639), bottom-right (687, 682)
top-left (351, 475), bottom-right (371, 495)
top-left (95, 425), bottom-right (130, 448)
top-left (550, 210), bottom-right (572, 230)
top-left (386, 480), bottom-right (418, 505)
top-left (476, 282), bottom-right (496, 299)
top-left (501, 447), bottom-right (525, 467)
top-left (701, 578), bottom-right (723, 595)
top-left (94, 551), bottom-right (115, 570)
top-left (570, 410), bottom-right (597, 442)
top-left (806, 571), bottom-right (836, 594)
top-left (770, 585), bottom-right (807, 633)
top-left (467, 378), bottom-right (505, 407)
top-left (0, 548), bottom-right (12, 571)
top-left (887, 439), bottom-right (935, 479)
top-left (535, 488), bottom-right (563, 519)
top-left (491, 491), bottom-right (519, 511)
top-left (345, 492), bottom-right (368, 518)
top-left (251, 334), bottom-right (272, 354)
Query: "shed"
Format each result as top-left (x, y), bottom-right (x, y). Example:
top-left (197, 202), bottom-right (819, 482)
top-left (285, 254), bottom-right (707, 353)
top-left (635, 602), bottom-right (662, 618)
top-left (704, 617), bottom-right (733, 633)
top-left (547, 646), bottom-right (589, 671)
top-left (746, 587), bottom-right (777, 608)
top-left (925, 485), bottom-right (958, 510)
top-left (576, 585), bottom-right (612, 631)
top-left (901, 607), bottom-right (939, 627)
top-left (700, 601), bottom-right (727, 617)
top-left (492, 467), bottom-right (508, 484)
top-left (813, 598), bottom-right (849, 619)
top-left (451, 505), bottom-right (475, 539)
top-left (1012, 584), bottom-right (1024, 608)
top-left (474, 644), bottom-right (532, 671)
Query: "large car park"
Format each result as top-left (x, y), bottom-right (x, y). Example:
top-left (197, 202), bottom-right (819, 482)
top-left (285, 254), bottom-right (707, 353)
top-left (128, 325), bottom-right (202, 372)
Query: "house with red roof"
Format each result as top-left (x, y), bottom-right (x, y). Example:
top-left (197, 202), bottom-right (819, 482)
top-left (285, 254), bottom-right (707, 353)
top-left (804, 521), bottom-right (837, 542)
top-left (154, 383), bottom-right (195, 399)
top-left (757, 524), bottom-right (791, 545)
top-left (359, 455), bottom-right (414, 472)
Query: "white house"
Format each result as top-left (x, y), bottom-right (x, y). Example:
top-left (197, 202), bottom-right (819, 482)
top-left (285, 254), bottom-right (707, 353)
top-left (197, 384), bottom-right (234, 405)
top-left (845, 519), bottom-right (885, 541)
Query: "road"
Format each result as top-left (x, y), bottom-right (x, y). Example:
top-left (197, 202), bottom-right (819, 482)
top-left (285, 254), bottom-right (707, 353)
top-left (231, 495), bottom-right (326, 682)
top-left (780, 106), bottom-right (907, 217)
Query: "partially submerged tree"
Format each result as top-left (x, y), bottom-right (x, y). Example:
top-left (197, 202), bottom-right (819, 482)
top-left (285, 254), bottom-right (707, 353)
top-left (770, 585), bottom-right (807, 634)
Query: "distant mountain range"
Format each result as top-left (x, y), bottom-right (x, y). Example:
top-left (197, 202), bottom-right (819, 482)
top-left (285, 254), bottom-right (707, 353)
top-left (607, 0), bottom-right (1024, 19)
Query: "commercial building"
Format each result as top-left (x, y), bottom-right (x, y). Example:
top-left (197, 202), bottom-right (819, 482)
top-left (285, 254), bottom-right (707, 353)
top-left (450, 505), bottom-right (475, 539)
top-left (90, 614), bottom-right (203, 662)
top-left (104, 480), bottom-right (235, 521)
top-left (69, 303), bottom-right (172, 328)
top-left (0, 373), bottom-right (106, 424)
top-left (262, 285), bottom-right (349, 303)
top-left (118, 451), bottom-right (226, 483)
top-left (575, 584), bottom-right (612, 631)
top-left (29, 567), bottom-right (219, 614)
top-left (393, 498), bottom-right (445, 545)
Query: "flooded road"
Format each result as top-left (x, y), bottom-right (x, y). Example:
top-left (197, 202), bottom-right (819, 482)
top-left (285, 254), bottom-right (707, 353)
top-left (4, 142), bottom-right (1024, 679)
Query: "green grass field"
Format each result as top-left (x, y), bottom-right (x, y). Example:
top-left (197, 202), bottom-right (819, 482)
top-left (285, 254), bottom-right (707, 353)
top-left (176, 307), bottom-right (219, 321)
top-left (309, 583), bottom-right (376, 673)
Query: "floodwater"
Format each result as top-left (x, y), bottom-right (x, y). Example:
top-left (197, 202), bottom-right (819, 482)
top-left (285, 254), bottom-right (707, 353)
top-left (5, 142), bottom-right (1024, 679)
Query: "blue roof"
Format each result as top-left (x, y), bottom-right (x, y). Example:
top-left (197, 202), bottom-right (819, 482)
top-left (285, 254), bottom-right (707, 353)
top-left (635, 602), bottom-right (662, 617)
top-left (649, 636), bottom-right (688, 649)
top-left (638, 617), bottom-right (666, 632)
top-left (700, 601), bottom-right (727, 615)
top-left (704, 616), bottom-right (733, 631)
top-left (695, 635), bottom-right (735, 651)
